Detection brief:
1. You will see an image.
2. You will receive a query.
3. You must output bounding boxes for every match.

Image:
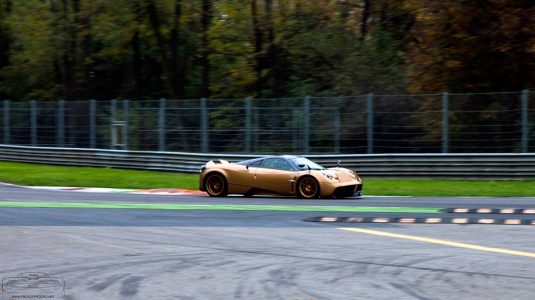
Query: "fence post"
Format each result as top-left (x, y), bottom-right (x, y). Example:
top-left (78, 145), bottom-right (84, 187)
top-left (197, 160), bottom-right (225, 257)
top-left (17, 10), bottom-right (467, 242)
top-left (245, 97), bottom-right (252, 152)
top-left (89, 99), bottom-right (96, 149)
top-left (292, 110), bottom-right (298, 152)
top-left (334, 105), bottom-right (340, 153)
top-left (57, 100), bottom-right (65, 147)
top-left (442, 92), bottom-right (449, 153)
top-left (3, 100), bottom-right (9, 144)
top-left (201, 98), bottom-right (209, 152)
top-left (303, 96), bottom-right (310, 154)
top-left (159, 98), bottom-right (166, 152)
top-left (31, 100), bottom-right (37, 146)
top-left (521, 89), bottom-right (529, 153)
top-left (254, 106), bottom-right (259, 152)
top-left (367, 93), bottom-right (374, 154)
top-left (110, 99), bottom-right (116, 149)
top-left (123, 99), bottom-right (129, 150)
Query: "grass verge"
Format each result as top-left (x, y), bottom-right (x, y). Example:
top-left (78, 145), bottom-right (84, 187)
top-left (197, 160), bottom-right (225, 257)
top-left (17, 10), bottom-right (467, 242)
top-left (1, 161), bottom-right (534, 197)
top-left (0, 161), bottom-right (199, 190)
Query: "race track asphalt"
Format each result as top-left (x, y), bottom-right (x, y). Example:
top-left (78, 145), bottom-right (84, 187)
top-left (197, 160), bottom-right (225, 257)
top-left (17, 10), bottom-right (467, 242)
top-left (1, 184), bottom-right (534, 300)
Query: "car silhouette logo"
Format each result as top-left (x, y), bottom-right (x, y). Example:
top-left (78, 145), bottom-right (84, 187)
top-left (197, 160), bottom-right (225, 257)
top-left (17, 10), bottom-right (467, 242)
top-left (2, 272), bottom-right (65, 300)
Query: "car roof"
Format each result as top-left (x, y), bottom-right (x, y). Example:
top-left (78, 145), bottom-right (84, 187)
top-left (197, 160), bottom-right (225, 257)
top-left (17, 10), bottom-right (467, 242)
top-left (236, 155), bottom-right (301, 164)
top-left (267, 155), bottom-right (300, 159)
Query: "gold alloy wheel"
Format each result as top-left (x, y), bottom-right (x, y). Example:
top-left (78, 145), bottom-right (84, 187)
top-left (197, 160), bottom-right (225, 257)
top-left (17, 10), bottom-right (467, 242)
top-left (206, 174), bottom-right (227, 197)
top-left (298, 177), bottom-right (319, 198)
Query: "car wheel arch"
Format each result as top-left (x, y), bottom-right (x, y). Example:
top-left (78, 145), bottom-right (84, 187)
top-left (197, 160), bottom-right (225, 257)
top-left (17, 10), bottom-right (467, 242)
top-left (204, 171), bottom-right (229, 197)
top-left (203, 169), bottom-right (226, 184)
top-left (296, 175), bottom-right (321, 199)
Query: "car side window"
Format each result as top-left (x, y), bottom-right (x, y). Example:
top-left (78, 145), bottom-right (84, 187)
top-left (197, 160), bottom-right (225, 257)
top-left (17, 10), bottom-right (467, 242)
top-left (262, 158), bottom-right (294, 171)
top-left (248, 160), bottom-right (263, 167)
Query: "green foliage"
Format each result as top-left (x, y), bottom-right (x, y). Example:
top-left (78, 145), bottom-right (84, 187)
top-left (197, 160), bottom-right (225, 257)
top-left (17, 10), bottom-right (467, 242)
top-left (0, 0), bottom-right (60, 100)
top-left (333, 27), bottom-right (407, 95)
top-left (0, 0), bottom-right (417, 100)
top-left (0, 0), bottom-right (533, 101)
top-left (404, 0), bottom-right (535, 93)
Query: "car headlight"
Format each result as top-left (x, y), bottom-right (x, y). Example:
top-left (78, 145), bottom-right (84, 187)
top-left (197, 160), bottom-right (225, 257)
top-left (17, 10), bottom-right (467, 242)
top-left (349, 169), bottom-right (361, 181)
top-left (322, 172), bottom-right (338, 180)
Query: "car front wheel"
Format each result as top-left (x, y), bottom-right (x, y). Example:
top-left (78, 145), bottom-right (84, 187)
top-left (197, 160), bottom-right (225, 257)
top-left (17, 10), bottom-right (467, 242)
top-left (297, 177), bottom-right (320, 199)
top-left (205, 173), bottom-right (228, 197)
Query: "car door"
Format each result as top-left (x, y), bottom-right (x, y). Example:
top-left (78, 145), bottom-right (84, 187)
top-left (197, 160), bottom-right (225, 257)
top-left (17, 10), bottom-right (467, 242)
top-left (225, 159), bottom-right (261, 191)
top-left (254, 158), bottom-right (297, 195)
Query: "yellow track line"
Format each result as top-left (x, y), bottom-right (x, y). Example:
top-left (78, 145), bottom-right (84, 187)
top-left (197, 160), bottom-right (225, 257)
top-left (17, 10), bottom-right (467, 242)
top-left (339, 227), bottom-right (535, 258)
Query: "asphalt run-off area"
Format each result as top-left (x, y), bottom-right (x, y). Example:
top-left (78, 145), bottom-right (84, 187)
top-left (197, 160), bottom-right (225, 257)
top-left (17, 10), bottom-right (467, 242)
top-left (1, 185), bottom-right (535, 300)
top-left (0, 201), bottom-right (441, 213)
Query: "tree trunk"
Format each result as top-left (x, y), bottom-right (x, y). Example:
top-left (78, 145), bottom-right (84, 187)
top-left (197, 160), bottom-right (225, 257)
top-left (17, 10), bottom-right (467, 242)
top-left (131, 0), bottom-right (143, 100)
top-left (130, 1), bottom-right (144, 150)
top-left (360, 0), bottom-right (370, 41)
top-left (170, 0), bottom-right (184, 99)
top-left (62, 0), bottom-right (81, 147)
top-left (131, 30), bottom-right (142, 100)
top-left (264, 0), bottom-right (277, 96)
top-left (169, 0), bottom-right (190, 151)
top-left (82, 2), bottom-right (94, 100)
top-left (61, 0), bottom-right (77, 101)
top-left (200, 0), bottom-right (212, 98)
top-left (146, 0), bottom-right (169, 97)
top-left (251, 0), bottom-right (263, 97)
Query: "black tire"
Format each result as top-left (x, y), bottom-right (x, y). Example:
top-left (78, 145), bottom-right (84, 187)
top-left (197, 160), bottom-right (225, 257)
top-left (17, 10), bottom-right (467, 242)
top-left (205, 173), bottom-right (228, 197)
top-left (296, 176), bottom-right (320, 199)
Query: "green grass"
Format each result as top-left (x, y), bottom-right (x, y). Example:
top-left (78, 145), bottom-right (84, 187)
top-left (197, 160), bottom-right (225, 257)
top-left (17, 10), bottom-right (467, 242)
top-left (1, 161), bottom-right (534, 197)
top-left (0, 161), bottom-right (199, 190)
top-left (364, 179), bottom-right (535, 197)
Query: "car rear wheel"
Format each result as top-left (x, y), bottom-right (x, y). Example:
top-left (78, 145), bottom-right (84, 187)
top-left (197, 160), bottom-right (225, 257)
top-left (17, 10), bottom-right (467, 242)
top-left (205, 173), bottom-right (228, 197)
top-left (297, 177), bottom-right (320, 199)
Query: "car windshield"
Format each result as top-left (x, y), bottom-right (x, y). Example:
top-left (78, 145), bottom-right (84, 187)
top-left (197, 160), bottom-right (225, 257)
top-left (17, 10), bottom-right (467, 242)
top-left (291, 157), bottom-right (325, 170)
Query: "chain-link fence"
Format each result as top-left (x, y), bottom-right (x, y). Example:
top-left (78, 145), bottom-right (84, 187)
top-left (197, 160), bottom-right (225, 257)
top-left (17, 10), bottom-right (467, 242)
top-left (0, 91), bottom-right (533, 154)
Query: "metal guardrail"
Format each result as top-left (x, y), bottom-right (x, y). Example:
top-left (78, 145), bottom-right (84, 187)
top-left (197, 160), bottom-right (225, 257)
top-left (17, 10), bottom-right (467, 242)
top-left (1, 144), bottom-right (535, 178)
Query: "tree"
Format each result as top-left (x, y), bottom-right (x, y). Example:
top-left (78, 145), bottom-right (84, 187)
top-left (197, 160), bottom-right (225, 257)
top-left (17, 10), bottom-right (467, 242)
top-left (404, 0), bottom-right (535, 152)
top-left (0, 0), bottom-right (11, 99)
top-left (0, 0), bottom-right (61, 100)
top-left (200, 0), bottom-right (212, 98)
top-left (404, 0), bottom-right (535, 93)
top-left (170, 0), bottom-right (184, 99)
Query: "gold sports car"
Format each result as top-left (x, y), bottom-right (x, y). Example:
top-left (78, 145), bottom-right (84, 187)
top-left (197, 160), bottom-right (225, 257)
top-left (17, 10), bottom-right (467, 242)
top-left (199, 155), bottom-right (363, 199)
